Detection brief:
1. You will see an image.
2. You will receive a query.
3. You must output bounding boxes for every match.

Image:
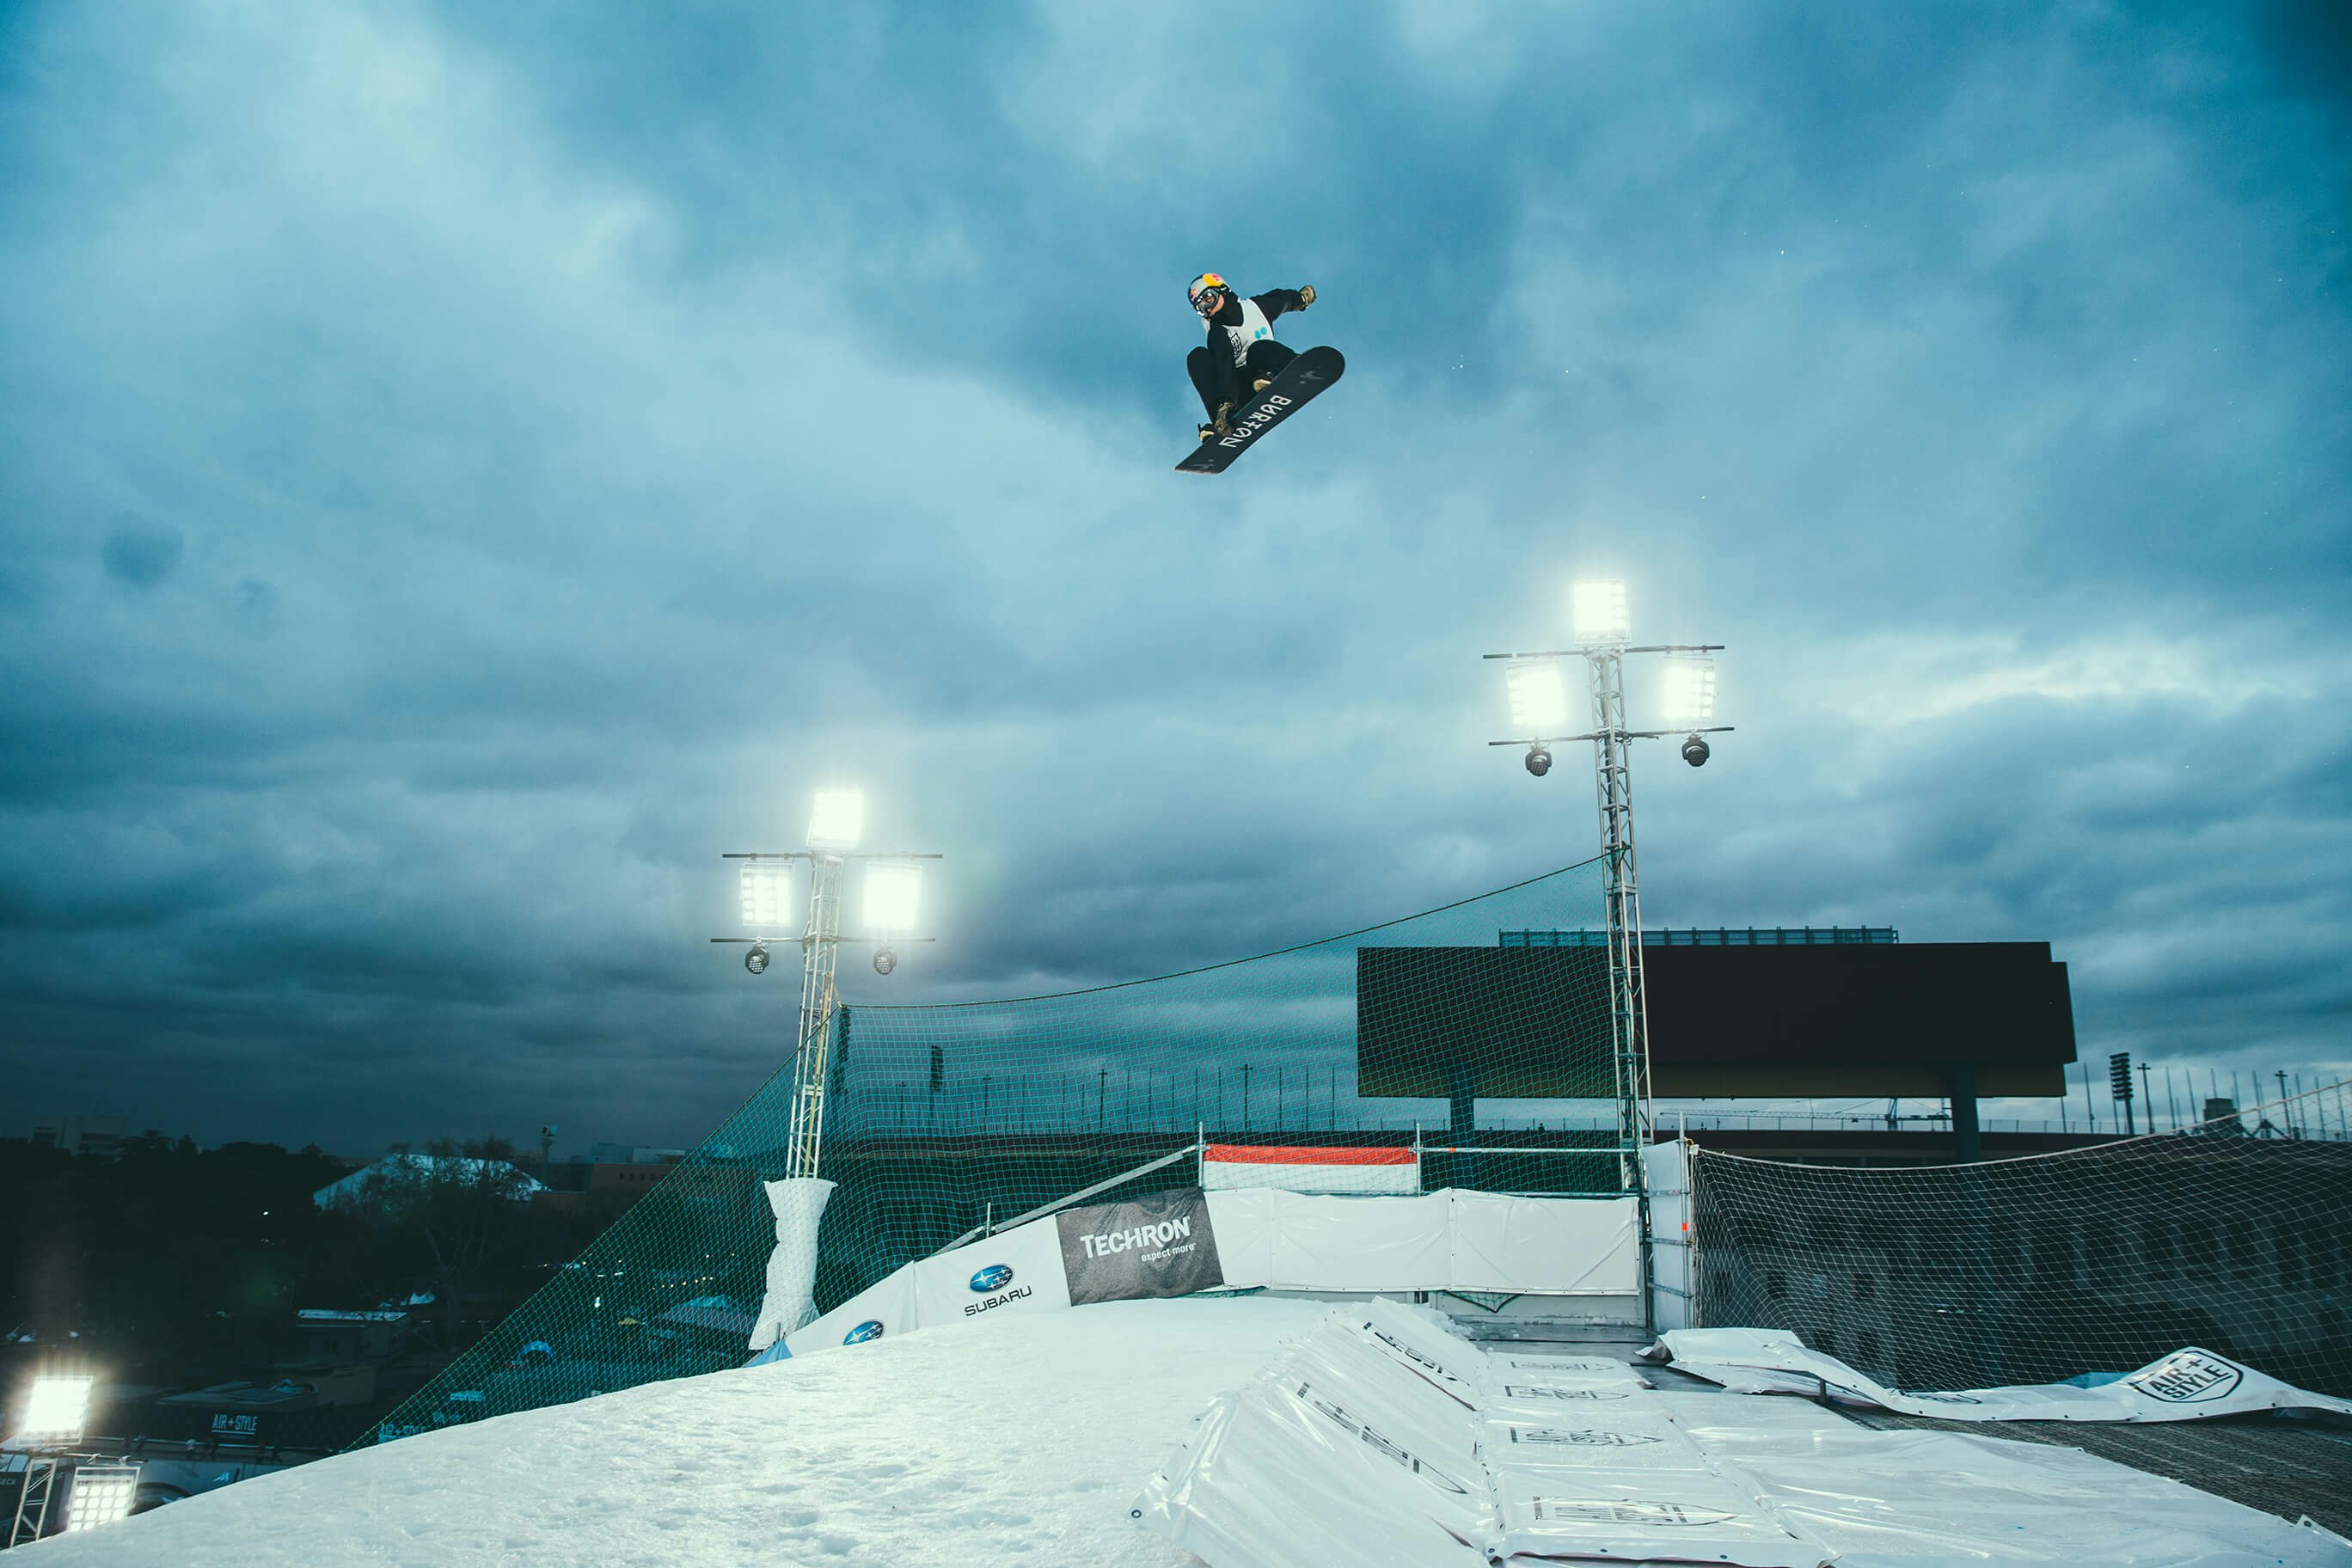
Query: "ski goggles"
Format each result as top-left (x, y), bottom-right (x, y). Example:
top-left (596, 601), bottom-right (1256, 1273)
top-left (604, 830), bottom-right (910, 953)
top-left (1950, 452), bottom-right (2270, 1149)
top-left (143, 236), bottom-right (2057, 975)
top-left (1188, 273), bottom-right (1228, 312)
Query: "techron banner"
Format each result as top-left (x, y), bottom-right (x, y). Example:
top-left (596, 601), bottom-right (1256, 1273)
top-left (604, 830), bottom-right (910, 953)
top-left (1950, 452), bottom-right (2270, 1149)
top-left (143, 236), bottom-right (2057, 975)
top-left (1057, 1186), bottom-right (1224, 1306)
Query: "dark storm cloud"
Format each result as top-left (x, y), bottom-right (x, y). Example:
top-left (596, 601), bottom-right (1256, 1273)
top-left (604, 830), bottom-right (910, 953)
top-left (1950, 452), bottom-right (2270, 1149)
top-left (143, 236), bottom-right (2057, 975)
top-left (101, 520), bottom-right (183, 590)
top-left (0, 1), bottom-right (2344, 1155)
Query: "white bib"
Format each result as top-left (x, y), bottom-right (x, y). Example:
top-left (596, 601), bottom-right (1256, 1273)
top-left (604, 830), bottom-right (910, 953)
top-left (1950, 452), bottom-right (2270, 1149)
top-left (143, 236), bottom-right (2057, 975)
top-left (1213, 297), bottom-right (1275, 366)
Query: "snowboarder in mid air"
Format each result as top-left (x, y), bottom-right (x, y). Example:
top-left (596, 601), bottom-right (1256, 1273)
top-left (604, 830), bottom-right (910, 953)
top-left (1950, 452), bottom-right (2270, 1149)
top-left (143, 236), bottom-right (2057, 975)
top-left (1187, 272), bottom-right (1317, 439)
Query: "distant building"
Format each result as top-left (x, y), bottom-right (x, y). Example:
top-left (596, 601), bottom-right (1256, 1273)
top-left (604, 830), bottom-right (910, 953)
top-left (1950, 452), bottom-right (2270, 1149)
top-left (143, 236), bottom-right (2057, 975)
top-left (29, 1113), bottom-right (127, 1157)
top-left (533, 1160), bottom-right (753, 1216)
top-left (311, 1154), bottom-right (545, 1210)
top-left (585, 1143), bottom-right (688, 1165)
top-left (293, 1308), bottom-right (412, 1366)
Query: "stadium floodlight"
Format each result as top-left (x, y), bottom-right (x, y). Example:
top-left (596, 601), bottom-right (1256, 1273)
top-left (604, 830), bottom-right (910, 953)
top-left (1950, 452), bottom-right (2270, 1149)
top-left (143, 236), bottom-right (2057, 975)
top-left (1482, 589), bottom-right (1731, 1185)
top-left (64, 1464), bottom-right (139, 1531)
top-left (806, 788), bottom-right (866, 853)
top-left (864, 860), bottom-right (922, 935)
top-left (16, 1374), bottom-right (93, 1444)
top-left (1661, 656), bottom-right (1718, 727)
top-left (715, 816), bottom-right (940, 1189)
top-left (1504, 660), bottom-right (1571, 734)
top-left (738, 860), bottom-right (797, 932)
top-left (1571, 579), bottom-right (1630, 646)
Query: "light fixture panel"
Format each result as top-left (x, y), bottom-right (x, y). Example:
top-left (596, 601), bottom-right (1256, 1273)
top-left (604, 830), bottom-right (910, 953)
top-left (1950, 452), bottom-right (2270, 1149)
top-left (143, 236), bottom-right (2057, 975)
top-left (1662, 657), bottom-right (1718, 726)
top-left (738, 862), bottom-right (798, 932)
top-left (807, 788), bottom-right (866, 852)
top-left (1504, 661), bottom-right (1571, 733)
top-left (864, 860), bottom-right (922, 934)
top-left (65, 1463), bottom-right (141, 1531)
top-left (1571, 580), bottom-right (1630, 645)
top-left (18, 1374), bottom-right (94, 1443)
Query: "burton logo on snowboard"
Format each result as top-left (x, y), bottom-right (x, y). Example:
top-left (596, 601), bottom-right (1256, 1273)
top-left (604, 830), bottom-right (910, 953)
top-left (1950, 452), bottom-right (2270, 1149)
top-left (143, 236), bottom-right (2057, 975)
top-left (1177, 346), bottom-right (1345, 475)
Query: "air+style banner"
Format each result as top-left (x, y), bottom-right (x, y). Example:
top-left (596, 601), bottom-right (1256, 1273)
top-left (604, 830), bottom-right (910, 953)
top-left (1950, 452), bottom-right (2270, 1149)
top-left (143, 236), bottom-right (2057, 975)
top-left (1057, 1186), bottom-right (1225, 1306)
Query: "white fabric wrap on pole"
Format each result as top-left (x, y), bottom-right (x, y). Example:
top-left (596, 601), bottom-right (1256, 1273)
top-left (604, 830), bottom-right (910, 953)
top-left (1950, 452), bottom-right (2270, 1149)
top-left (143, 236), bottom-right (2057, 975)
top-left (747, 1176), bottom-right (836, 1352)
top-left (1639, 1137), bottom-right (1694, 1330)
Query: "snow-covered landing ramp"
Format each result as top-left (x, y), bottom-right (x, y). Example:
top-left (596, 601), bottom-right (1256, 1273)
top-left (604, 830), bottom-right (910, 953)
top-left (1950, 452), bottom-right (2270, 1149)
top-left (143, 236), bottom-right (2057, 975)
top-left (24, 1297), bottom-right (1332, 1568)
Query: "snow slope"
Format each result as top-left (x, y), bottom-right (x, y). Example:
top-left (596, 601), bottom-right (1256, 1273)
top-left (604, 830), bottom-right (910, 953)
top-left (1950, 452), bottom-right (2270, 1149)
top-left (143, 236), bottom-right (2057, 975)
top-left (27, 1296), bottom-right (1332, 1567)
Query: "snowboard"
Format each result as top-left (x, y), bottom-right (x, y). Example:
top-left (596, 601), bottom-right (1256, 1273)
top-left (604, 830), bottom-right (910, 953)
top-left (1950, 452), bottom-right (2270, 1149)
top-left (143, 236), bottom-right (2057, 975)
top-left (1176, 346), bottom-right (1345, 475)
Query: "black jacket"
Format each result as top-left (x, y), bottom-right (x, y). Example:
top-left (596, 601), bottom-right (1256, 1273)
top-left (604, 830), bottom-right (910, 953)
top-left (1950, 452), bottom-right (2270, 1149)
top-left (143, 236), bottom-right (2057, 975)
top-left (1200, 289), bottom-right (1310, 408)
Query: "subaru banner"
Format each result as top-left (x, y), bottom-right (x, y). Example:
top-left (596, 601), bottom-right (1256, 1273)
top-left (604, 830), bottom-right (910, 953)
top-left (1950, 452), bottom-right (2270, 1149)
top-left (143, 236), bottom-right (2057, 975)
top-left (1057, 1185), bottom-right (1223, 1306)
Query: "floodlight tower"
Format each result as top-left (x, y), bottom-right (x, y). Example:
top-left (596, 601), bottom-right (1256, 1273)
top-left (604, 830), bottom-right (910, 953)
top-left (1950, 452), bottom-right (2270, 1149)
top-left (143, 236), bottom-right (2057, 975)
top-left (1486, 581), bottom-right (1732, 1184)
top-left (713, 788), bottom-right (940, 1181)
top-left (8, 1373), bottom-right (132, 1546)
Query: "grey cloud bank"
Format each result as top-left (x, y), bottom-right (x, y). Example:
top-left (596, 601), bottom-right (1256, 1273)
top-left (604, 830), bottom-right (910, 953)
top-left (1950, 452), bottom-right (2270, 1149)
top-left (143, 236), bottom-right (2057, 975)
top-left (0, 0), bottom-right (2344, 1153)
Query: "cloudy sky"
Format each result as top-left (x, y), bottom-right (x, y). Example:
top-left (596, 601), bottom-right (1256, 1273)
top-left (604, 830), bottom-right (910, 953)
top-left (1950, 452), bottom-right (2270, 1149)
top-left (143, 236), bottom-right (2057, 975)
top-left (2, 0), bottom-right (2345, 1155)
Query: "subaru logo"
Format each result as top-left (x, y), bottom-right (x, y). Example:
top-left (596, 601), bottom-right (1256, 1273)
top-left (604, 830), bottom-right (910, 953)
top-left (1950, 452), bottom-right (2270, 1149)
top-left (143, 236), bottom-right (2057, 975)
top-left (842, 1320), bottom-right (885, 1344)
top-left (970, 1264), bottom-right (1014, 1293)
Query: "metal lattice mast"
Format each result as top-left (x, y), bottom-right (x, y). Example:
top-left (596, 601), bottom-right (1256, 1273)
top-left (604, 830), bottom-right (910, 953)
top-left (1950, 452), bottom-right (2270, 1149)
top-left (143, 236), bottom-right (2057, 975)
top-left (1585, 646), bottom-right (1655, 1185)
top-left (715, 791), bottom-right (941, 1185)
top-left (785, 854), bottom-right (848, 1179)
top-left (1486, 585), bottom-right (1729, 1198)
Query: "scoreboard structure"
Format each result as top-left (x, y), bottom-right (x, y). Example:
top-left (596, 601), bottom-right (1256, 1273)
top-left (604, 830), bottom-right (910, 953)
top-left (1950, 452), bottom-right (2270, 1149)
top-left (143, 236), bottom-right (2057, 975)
top-left (1356, 940), bottom-right (2076, 1156)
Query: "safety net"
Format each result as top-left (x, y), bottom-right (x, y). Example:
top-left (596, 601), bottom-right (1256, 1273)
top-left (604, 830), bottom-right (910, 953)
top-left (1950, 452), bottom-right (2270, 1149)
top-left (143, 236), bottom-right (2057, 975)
top-left (1689, 1078), bottom-right (2352, 1397)
top-left (361, 859), bottom-right (1620, 1446)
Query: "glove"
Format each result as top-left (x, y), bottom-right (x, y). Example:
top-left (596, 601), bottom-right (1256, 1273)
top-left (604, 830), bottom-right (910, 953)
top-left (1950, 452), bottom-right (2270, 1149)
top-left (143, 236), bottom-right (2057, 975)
top-left (1298, 285), bottom-right (1316, 307)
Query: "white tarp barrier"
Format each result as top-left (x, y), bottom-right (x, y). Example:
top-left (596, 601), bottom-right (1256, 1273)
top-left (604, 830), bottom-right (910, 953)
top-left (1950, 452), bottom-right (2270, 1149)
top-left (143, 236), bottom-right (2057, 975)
top-left (745, 1176), bottom-right (834, 1352)
top-left (1268, 1191), bottom-right (1454, 1290)
top-left (775, 1188), bottom-right (1644, 1359)
top-left (1482, 1352), bottom-right (1649, 1394)
top-left (1139, 1301), bottom-right (2347, 1567)
top-left (1202, 1188), bottom-right (1274, 1289)
top-left (1139, 1302), bottom-right (1829, 1568)
top-left (910, 1212), bottom-right (1072, 1327)
top-left (1491, 1467), bottom-right (1828, 1567)
top-left (1207, 1190), bottom-right (1638, 1296)
top-left (1341, 1297), bottom-right (1488, 1406)
top-left (1649, 1328), bottom-right (2352, 1423)
top-left (1278, 1327), bottom-right (1493, 1542)
top-left (1131, 1376), bottom-right (1491, 1568)
top-left (1478, 1403), bottom-right (1687, 1470)
top-left (785, 1261), bottom-right (916, 1355)
top-left (1201, 1142), bottom-right (1422, 1193)
top-left (1447, 1191), bottom-right (1638, 1295)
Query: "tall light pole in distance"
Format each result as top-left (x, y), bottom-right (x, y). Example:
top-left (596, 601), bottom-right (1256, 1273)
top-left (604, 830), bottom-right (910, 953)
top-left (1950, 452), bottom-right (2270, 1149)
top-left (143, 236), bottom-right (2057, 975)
top-left (713, 788), bottom-right (941, 1182)
top-left (7, 1373), bottom-right (137, 1545)
top-left (1485, 580), bottom-right (1732, 1184)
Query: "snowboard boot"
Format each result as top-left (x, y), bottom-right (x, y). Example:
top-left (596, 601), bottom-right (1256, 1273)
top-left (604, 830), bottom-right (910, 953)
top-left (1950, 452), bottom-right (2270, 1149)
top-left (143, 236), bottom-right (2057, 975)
top-left (1210, 400), bottom-right (1235, 436)
top-left (1252, 377), bottom-right (1274, 393)
top-left (1198, 422), bottom-right (1216, 443)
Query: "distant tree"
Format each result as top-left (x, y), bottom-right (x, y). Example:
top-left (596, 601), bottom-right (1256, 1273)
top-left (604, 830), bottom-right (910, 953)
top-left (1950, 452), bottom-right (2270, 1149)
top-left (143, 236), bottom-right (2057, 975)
top-left (354, 1140), bottom-right (537, 1337)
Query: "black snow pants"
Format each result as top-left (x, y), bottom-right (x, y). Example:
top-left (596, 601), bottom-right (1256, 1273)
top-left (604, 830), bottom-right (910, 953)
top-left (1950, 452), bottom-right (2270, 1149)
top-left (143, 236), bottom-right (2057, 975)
top-left (1188, 339), bottom-right (1297, 420)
